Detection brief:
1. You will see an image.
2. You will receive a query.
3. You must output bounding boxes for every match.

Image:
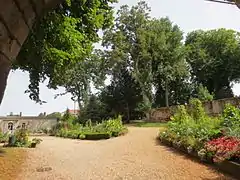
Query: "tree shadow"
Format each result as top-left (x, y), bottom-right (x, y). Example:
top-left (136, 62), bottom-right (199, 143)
top-left (202, 178), bottom-right (236, 180)
top-left (154, 138), bottom-right (237, 180)
top-left (0, 147), bottom-right (6, 156)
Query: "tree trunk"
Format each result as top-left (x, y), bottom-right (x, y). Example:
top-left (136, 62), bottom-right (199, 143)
top-left (126, 102), bottom-right (130, 124)
top-left (165, 81), bottom-right (169, 107)
top-left (0, 60), bottom-right (11, 105)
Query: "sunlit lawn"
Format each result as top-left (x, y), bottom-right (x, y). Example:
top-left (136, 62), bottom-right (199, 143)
top-left (0, 147), bottom-right (27, 180)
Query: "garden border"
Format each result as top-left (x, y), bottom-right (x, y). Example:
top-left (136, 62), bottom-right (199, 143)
top-left (159, 139), bottom-right (240, 179)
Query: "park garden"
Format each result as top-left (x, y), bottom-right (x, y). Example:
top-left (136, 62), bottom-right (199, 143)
top-left (159, 99), bottom-right (240, 165)
top-left (1, 0), bottom-right (240, 178)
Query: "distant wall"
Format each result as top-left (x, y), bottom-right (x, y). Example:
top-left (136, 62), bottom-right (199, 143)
top-left (0, 116), bottom-right (58, 133)
top-left (149, 97), bottom-right (240, 122)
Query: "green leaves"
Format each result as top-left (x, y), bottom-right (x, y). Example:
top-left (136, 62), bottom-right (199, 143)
top-left (185, 29), bottom-right (240, 99)
top-left (15, 0), bottom-right (117, 103)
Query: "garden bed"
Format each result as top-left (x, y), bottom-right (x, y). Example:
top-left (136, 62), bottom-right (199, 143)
top-left (159, 139), bottom-right (240, 179)
top-left (158, 99), bottom-right (240, 179)
top-left (51, 115), bottom-right (128, 140)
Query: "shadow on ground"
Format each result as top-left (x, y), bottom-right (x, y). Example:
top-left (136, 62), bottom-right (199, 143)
top-left (154, 138), bottom-right (237, 180)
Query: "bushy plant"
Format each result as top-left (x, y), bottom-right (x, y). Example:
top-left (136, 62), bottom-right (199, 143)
top-left (221, 104), bottom-right (240, 137)
top-left (52, 115), bottom-right (127, 140)
top-left (159, 99), bottom-right (240, 164)
top-left (84, 132), bottom-right (111, 140)
top-left (32, 138), bottom-right (42, 145)
top-left (196, 84), bottom-right (214, 102)
top-left (0, 131), bottom-right (8, 143)
top-left (160, 99), bottom-right (222, 151)
top-left (6, 129), bottom-right (30, 147)
top-left (102, 115), bottom-right (124, 136)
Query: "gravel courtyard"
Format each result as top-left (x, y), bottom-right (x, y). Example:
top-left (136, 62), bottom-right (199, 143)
top-left (17, 127), bottom-right (235, 180)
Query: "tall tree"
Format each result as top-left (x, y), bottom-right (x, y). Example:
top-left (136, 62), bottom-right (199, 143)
top-left (100, 65), bottom-right (143, 122)
top-left (55, 49), bottom-right (107, 109)
top-left (103, 1), bottom-right (153, 117)
top-left (145, 18), bottom-right (188, 107)
top-left (13, 0), bottom-right (117, 104)
top-left (185, 29), bottom-right (240, 99)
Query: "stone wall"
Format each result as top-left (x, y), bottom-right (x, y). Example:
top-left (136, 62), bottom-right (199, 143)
top-left (149, 97), bottom-right (240, 122)
top-left (0, 116), bottom-right (58, 133)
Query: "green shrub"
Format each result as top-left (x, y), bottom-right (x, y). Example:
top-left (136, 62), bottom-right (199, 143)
top-left (5, 129), bottom-right (30, 147)
top-left (0, 131), bottom-right (8, 143)
top-left (66, 130), bottom-right (79, 139)
top-left (160, 99), bottom-right (222, 150)
top-left (14, 129), bottom-right (30, 147)
top-left (103, 115), bottom-right (124, 135)
top-left (78, 134), bottom-right (86, 140)
top-left (221, 104), bottom-right (240, 138)
top-left (32, 138), bottom-right (42, 145)
top-left (84, 132), bottom-right (111, 140)
top-left (51, 115), bottom-right (127, 140)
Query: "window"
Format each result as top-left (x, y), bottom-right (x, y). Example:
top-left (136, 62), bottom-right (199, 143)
top-left (8, 122), bottom-right (13, 130)
top-left (22, 123), bottom-right (26, 129)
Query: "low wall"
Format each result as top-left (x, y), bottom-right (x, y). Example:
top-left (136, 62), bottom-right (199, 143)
top-left (149, 97), bottom-right (240, 122)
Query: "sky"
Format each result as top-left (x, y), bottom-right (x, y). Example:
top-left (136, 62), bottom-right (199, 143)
top-left (1, 0), bottom-right (240, 116)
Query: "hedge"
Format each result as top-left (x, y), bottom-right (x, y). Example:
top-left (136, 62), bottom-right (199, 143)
top-left (84, 132), bottom-right (111, 140)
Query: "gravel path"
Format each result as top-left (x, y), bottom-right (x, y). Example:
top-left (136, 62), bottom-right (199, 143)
top-left (18, 127), bottom-right (235, 180)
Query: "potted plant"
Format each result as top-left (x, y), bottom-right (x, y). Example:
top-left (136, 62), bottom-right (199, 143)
top-left (30, 138), bottom-right (42, 148)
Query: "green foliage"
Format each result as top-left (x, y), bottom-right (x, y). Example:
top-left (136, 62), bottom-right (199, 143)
top-left (222, 104), bottom-right (240, 137)
top-left (32, 138), bottom-right (42, 145)
top-left (188, 98), bottom-right (207, 122)
top-left (0, 130), bottom-right (8, 143)
top-left (196, 84), bottom-right (214, 101)
top-left (52, 115), bottom-right (127, 140)
top-left (99, 66), bottom-right (144, 122)
top-left (62, 109), bottom-right (76, 123)
top-left (102, 1), bottom-right (190, 111)
top-left (160, 99), bottom-right (222, 150)
top-left (7, 129), bottom-right (30, 147)
top-left (84, 132), bottom-right (111, 140)
top-left (79, 95), bottom-right (107, 124)
top-left (46, 112), bottom-right (62, 119)
top-left (185, 29), bottom-right (240, 99)
top-left (14, 129), bottom-right (29, 147)
top-left (15, 0), bottom-right (117, 103)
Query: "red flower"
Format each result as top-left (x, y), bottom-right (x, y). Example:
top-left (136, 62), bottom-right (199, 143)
top-left (205, 136), bottom-right (240, 162)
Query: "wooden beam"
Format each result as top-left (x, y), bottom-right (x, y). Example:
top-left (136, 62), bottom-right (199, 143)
top-left (205, 0), bottom-right (235, 5)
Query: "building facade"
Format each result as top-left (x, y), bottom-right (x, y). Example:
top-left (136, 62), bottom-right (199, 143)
top-left (0, 116), bottom-right (58, 133)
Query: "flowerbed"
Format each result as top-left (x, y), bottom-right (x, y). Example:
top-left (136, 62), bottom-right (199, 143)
top-left (3, 129), bottom-right (42, 148)
top-left (159, 99), bottom-right (240, 164)
top-left (51, 115), bottom-right (128, 140)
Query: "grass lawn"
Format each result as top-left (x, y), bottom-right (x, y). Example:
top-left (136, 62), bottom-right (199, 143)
top-left (128, 120), bottom-right (167, 128)
top-left (0, 147), bottom-right (27, 180)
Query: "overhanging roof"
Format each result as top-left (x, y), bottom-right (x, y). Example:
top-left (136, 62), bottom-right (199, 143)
top-left (205, 0), bottom-right (240, 8)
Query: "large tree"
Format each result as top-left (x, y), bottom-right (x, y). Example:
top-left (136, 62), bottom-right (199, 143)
top-left (146, 18), bottom-right (188, 107)
top-left (102, 1), bottom-right (153, 116)
top-left (100, 65), bottom-right (143, 122)
top-left (185, 29), bottom-right (240, 99)
top-left (54, 49), bottom-right (107, 109)
top-left (103, 1), bottom-right (188, 112)
top-left (13, 0), bottom-right (117, 104)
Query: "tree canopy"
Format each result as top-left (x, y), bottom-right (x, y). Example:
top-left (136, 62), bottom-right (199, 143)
top-left (11, 0), bottom-right (240, 122)
top-left (185, 29), bottom-right (240, 99)
top-left (14, 0), bottom-right (117, 104)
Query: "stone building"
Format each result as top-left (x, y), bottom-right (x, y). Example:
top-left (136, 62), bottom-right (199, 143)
top-left (0, 115), bottom-right (58, 133)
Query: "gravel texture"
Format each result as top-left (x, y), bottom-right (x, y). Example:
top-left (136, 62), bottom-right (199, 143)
top-left (17, 127), bottom-right (235, 180)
